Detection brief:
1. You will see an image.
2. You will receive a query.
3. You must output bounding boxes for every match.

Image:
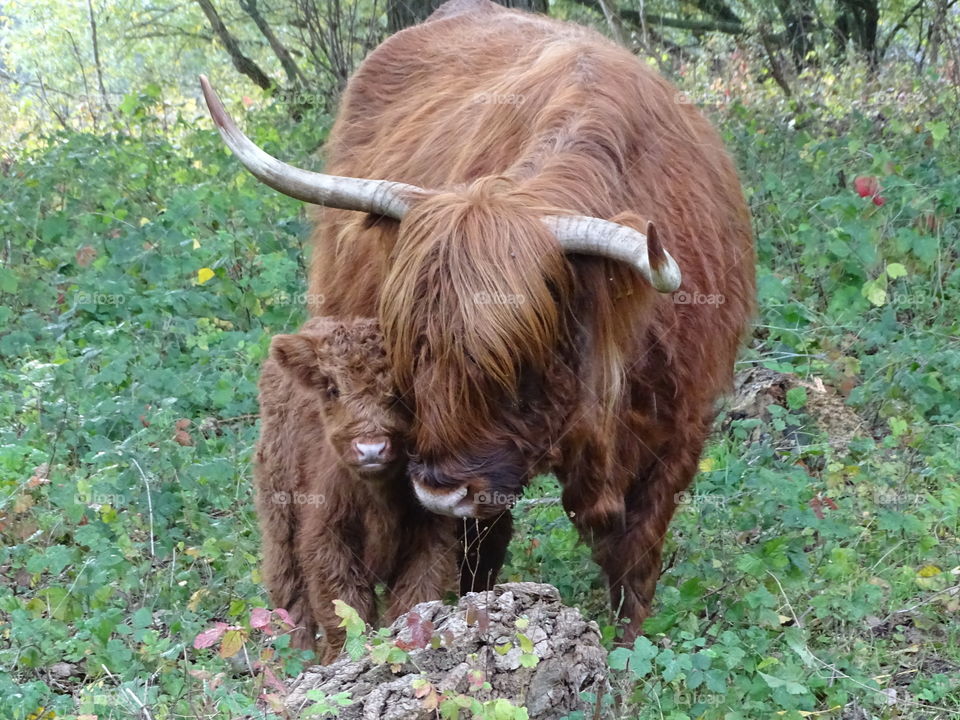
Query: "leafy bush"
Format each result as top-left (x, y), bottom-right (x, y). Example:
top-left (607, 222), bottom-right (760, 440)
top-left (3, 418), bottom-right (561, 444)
top-left (1, 60), bottom-right (958, 720)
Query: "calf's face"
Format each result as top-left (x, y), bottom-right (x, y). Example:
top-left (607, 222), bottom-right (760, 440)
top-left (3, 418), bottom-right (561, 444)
top-left (270, 319), bottom-right (407, 479)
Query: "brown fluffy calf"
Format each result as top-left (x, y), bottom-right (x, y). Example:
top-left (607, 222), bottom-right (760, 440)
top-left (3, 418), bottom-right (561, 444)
top-left (254, 317), bottom-right (456, 662)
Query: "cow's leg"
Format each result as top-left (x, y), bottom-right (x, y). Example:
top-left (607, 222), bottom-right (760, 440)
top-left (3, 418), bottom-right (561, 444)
top-left (458, 513), bottom-right (514, 594)
top-left (565, 431), bottom-right (705, 644)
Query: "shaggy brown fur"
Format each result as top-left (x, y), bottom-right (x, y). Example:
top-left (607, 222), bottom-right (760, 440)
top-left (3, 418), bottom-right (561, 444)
top-left (254, 317), bottom-right (457, 662)
top-left (306, 0), bottom-right (755, 641)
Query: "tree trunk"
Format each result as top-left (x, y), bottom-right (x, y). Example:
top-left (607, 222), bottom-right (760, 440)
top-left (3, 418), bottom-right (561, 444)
top-left (835, 0), bottom-right (880, 67)
top-left (284, 583), bottom-right (609, 719)
top-left (194, 0), bottom-right (274, 90)
top-left (86, 0), bottom-right (112, 112)
top-left (387, 0), bottom-right (547, 33)
top-left (775, 0), bottom-right (819, 69)
top-left (238, 0), bottom-right (307, 87)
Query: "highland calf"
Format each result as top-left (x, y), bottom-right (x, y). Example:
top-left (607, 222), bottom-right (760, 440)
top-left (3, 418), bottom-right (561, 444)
top-left (205, 0), bottom-right (754, 642)
top-left (254, 317), bottom-right (456, 662)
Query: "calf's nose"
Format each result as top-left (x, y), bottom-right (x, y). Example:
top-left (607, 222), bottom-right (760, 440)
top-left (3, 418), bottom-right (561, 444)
top-left (353, 438), bottom-right (390, 463)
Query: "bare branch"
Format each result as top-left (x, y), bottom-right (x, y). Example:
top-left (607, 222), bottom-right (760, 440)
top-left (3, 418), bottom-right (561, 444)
top-left (87, 0), bottom-right (112, 111)
top-left (193, 0), bottom-right (274, 90)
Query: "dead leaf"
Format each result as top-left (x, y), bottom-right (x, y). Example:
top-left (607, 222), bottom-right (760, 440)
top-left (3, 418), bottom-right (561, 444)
top-left (13, 494), bottom-right (34, 515)
top-left (48, 662), bottom-right (76, 678)
top-left (219, 628), bottom-right (247, 658)
top-left (76, 245), bottom-right (97, 267)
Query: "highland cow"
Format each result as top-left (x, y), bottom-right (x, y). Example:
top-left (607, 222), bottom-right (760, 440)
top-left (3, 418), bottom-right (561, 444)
top-left (204, 0), bottom-right (754, 642)
top-left (254, 317), bottom-right (456, 662)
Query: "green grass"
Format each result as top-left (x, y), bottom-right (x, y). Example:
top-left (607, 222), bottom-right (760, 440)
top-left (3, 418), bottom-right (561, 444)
top-left (1, 68), bottom-right (958, 719)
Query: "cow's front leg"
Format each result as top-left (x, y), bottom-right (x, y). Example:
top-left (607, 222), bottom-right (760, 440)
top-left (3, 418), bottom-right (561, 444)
top-left (564, 433), bottom-right (704, 644)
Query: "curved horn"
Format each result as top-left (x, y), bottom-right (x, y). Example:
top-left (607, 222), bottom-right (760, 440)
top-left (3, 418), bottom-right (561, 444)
top-left (199, 75), bottom-right (423, 218)
top-left (542, 215), bottom-right (681, 292)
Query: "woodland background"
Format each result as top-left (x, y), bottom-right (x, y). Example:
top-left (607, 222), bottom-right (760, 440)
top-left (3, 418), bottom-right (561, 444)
top-left (0, 1), bottom-right (958, 718)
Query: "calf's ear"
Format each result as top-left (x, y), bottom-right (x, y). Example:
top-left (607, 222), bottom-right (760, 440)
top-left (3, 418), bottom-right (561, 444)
top-left (270, 334), bottom-right (328, 389)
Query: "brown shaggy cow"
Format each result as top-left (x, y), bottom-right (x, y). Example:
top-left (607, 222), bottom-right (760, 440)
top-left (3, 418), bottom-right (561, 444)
top-left (204, 0), bottom-right (754, 642)
top-left (255, 317), bottom-right (456, 662)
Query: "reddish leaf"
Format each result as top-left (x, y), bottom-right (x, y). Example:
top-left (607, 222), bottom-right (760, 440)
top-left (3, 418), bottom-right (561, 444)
top-left (260, 665), bottom-right (286, 694)
top-left (194, 622), bottom-right (228, 649)
top-left (467, 669), bottom-right (486, 688)
top-left (475, 607), bottom-right (490, 634)
top-left (406, 612), bottom-right (435, 650)
top-left (249, 608), bottom-right (271, 630)
top-left (854, 176), bottom-right (879, 198)
top-left (809, 496), bottom-right (824, 520)
top-left (259, 692), bottom-right (285, 713)
top-left (273, 608), bottom-right (295, 628)
top-left (420, 688), bottom-right (439, 711)
top-left (854, 175), bottom-right (885, 206)
top-left (173, 430), bottom-right (193, 446)
top-left (76, 245), bottom-right (97, 267)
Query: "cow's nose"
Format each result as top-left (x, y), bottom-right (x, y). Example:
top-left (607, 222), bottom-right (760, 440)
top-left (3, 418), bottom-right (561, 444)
top-left (353, 438), bottom-right (390, 463)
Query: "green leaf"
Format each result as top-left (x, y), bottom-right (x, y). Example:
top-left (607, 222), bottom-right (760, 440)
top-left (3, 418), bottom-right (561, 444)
top-left (758, 671), bottom-right (808, 695)
top-left (861, 276), bottom-right (887, 307)
top-left (517, 632), bottom-right (534, 653)
top-left (885, 262), bottom-right (907, 279)
top-left (785, 387), bottom-right (807, 410)
top-left (926, 120), bottom-right (949, 147)
top-left (519, 653), bottom-right (539, 668)
top-left (333, 600), bottom-right (366, 638)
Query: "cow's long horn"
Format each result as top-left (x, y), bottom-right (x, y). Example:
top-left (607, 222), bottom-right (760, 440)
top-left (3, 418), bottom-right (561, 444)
top-left (199, 76), bottom-right (421, 219)
top-left (542, 216), bottom-right (681, 292)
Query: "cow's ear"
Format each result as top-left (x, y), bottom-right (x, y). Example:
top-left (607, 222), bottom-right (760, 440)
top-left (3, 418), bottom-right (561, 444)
top-left (270, 334), bottom-right (328, 389)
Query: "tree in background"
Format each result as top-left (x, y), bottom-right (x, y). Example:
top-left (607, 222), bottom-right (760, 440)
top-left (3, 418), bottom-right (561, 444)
top-left (1, 0), bottom-right (958, 145)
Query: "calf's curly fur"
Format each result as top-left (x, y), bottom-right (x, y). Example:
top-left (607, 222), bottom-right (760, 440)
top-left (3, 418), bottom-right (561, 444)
top-left (254, 317), bottom-right (457, 662)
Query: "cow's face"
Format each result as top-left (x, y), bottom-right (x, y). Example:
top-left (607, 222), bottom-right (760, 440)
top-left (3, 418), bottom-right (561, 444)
top-left (271, 319), bottom-right (407, 480)
top-left (380, 185), bottom-right (574, 517)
